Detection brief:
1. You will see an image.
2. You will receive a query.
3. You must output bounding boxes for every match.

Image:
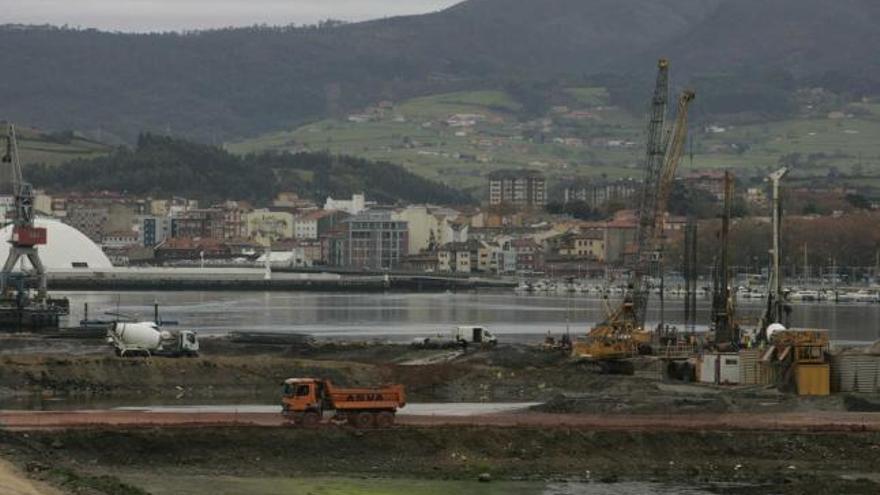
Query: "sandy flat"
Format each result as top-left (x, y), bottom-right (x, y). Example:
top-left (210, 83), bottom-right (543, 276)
top-left (0, 459), bottom-right (62, 495)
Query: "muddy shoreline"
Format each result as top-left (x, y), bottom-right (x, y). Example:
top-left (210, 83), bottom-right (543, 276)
top-left (2, 334), bottom-right (880, 494)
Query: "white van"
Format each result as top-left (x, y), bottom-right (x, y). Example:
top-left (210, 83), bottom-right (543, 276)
top-left (452, 326), bottom-right (497, 345)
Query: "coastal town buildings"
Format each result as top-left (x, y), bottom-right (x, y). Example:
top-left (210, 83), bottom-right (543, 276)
top-left (487, 170), bottom-right (547, 208)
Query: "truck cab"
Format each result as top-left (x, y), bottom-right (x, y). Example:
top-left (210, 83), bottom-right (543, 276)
top-left (173, 330), bottom-right (200, 357)
top-left (282, 378), bottom-right (324, 418)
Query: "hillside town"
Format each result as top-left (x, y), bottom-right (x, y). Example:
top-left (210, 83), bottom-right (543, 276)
top-left (9, 166), bottom-right (877, 280)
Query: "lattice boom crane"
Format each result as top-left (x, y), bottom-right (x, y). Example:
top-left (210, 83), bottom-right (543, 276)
top-left (573, 60), bottom-right (695, 363)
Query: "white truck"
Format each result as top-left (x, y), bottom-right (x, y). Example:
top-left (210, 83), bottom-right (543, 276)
top-left (107, 321), bottom-right (199, 358)
top-left (413, 325), bottom-right (498, 348)
top-left (452, 325), bottom-right (497, 345)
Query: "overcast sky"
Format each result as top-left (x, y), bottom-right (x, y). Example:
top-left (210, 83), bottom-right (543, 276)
top-left (3, 0), bottom-right (462, 32)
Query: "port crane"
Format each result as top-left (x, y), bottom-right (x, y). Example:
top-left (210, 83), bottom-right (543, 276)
top-left (1, 123), bottom-right (48, 299)
top-left (574, 60), bottom-right (695, 362)
top-left (0, 124), bottom-right (47, 301)
top-left (0, 123), bottom-right (67, 331)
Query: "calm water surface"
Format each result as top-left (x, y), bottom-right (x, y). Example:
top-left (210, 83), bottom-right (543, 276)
top-left (57, 290), bottom-right (880, 344)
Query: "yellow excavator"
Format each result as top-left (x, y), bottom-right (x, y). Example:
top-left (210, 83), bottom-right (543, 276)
top-left (574, 60), bottom-right (695, 364)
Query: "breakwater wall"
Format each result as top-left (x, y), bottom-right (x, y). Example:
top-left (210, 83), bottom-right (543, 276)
top-left (46, 268), bottom-right (515, 292)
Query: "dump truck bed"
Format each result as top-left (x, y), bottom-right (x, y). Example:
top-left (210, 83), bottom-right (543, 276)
top-left (325, 382), bottom-right (406, 411)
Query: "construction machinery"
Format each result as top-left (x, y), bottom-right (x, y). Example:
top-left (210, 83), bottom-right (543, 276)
top-left (0, 124), bottom-right (68, 331)
top-left (762, 328), bottom-right (831, 395)
top-left (711, 171), bottom-right (737, 347)
top-left (282, 378), bottom-right (406, 428)
top-left (104, 304), bottom-right (198, 357)
top-left (682, 219), bottom-right (698, 333)
top-left (757, 167), bottom-right (791, 341)
top-left (106, 321), bottom-right (199, 357)
top-left (574, 60), bottom-right (695, 363)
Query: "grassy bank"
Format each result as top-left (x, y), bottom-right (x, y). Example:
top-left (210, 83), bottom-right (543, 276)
top-left (2, 427), bottom-right (879, 494)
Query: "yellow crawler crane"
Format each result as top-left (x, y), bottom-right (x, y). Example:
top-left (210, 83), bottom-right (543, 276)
top-left (574, 62), bottom-right (695, 365)
top-left (573, 298), bottom-right (653, 361)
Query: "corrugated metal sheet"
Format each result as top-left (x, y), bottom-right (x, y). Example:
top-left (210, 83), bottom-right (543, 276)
top-left (739, 349), bottom-right (761, 385)
top-left (759, 363), bottom-right (778, 386)
top-left (855, 355), bottom-right (878, 393)
top-left (833, 353), bottom-right (880, 393)
top-left (835, 354), bottom-right (856, 392)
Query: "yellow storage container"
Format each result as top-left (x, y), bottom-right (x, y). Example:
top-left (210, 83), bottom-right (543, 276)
top-left (796, 364), bottom-right (830, 396)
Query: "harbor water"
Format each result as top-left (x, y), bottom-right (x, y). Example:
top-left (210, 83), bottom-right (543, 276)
top-left (59, 290), bottom-right (880, 344)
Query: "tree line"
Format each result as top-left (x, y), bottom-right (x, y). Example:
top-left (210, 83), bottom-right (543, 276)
top-left (664, 214), bottom-right (880, 278)
top-left (27, 134), bottom-right (474, 206)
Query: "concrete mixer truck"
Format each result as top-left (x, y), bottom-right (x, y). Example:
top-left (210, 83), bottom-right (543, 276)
top-left (107, 321), bottom-right (199, 358)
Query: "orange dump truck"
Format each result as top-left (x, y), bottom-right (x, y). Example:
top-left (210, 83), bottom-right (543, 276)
top-left (281, 378), bottom-right (406, 428)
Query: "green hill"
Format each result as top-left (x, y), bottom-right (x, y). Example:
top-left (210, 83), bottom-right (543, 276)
top-left (228, 88), bottom-right (641, 195)
top-left (230, 89), bottom-right (880, 196)
top-left (654, 0), bottom-right (880, 83)
top-left (3, 0), bottom-right (879, 142)
top-left (27, 134), bottom-right (473, 205)
top-left (4, 125), bottom-right (112, 167)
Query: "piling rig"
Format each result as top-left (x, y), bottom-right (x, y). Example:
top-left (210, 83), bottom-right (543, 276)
top-left (574, 60), bottom-right (695, 363)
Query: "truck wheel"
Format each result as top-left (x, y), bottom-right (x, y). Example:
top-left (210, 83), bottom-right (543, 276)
top-left (375, 411), bottom-right (395, 428)
top-left (353, 411), bottom-right (375, 429)
top-left (302, 411), bottom-right (321, 427)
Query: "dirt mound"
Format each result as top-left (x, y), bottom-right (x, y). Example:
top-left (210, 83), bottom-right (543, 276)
top-left (0, 354), bottom-right (382, 402)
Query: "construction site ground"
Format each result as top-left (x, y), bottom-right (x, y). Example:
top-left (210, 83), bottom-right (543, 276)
top-left (1, 334), bottom-right (880, 494)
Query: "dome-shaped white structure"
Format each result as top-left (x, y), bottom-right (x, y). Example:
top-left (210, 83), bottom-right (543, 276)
top-left (0, 218), bottom-right (113, 271)
top-left (766, 323), bottom-right (787, 342)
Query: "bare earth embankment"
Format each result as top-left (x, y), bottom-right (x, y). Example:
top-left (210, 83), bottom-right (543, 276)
top-left (1, 335), bottom-right (880, 494)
